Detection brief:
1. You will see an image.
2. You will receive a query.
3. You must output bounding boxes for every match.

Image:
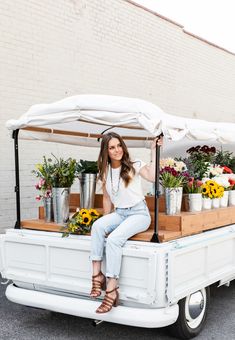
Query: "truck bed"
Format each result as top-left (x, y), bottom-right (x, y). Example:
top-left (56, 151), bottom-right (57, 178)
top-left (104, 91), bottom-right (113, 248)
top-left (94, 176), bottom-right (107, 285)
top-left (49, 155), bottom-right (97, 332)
top-left (20, 194), bottom-right (235, 242)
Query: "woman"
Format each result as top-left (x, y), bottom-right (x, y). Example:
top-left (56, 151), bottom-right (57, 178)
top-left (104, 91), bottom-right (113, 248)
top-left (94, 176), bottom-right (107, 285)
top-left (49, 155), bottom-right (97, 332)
top-left (90, 132), bottom-right (163, 313)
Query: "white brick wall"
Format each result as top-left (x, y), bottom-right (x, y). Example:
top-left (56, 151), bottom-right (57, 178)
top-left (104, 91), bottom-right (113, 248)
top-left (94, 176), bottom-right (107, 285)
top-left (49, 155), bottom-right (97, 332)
top-left (0, 0), bottom-right (235, 232)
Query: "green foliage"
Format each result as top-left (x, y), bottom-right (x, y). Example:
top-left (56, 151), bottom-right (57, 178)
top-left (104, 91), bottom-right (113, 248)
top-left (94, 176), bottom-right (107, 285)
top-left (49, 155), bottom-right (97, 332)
top-left (183, 179), bottom-right (203, 194)
top-left (32, 156), bottom-right (54, 188)
top-left (178, 145), bottom-right (216, 180)
top-left (183, 156), bottom-right (210, 180)
top-left (76, 159), bottom-right (98, 174)
top-left (160, 172), bottom-right (186, 188)
top-left (50, 154), bottom-right (76, 188)
top-left (215, 148), bottom-right (235, 173)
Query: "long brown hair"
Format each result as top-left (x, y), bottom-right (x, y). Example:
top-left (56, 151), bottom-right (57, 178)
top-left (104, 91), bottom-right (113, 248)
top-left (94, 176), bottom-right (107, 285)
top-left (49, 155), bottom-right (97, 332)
top-left (98, 132), bottom-right (135, 187)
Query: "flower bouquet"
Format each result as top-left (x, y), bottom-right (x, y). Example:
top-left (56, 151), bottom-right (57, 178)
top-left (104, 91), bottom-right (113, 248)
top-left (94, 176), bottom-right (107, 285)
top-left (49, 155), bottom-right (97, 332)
top-left (183, 145), bottom-right (216, 179)
top-left (32, 156), bottom-right (54, 200)
top-left (201, 180), bottom-right (224, 199)
top-left (160, 158), bottom-right (189, 215)
top-left (183, 178), bottom-right (203, 212)
top-left (62, 208), bottom-right (101, 237)
top-left (184, 178), bottom-right (203, 194)
top-left (228, 178), bottom-right (235, 206)
top-left (160, 158), bottom-right (189, 188)
top-left (201, 180), bottom-right (224, 209)
top-left (32, 156), bottom-right (55, 222)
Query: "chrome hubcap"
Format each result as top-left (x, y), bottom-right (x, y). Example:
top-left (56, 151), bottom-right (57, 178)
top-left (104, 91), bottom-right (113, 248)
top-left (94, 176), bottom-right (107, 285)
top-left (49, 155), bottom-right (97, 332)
top-left (185, 288), bottom-right (206, 329)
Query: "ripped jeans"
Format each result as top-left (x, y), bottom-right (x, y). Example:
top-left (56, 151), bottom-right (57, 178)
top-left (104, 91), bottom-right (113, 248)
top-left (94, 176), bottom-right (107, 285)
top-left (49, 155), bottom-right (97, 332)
top-left (90, 200), bottom-right (151, 278)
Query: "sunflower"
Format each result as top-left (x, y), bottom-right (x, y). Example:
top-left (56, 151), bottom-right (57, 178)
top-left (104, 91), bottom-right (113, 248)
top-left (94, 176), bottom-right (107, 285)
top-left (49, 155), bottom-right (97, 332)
top-left (206, 180), bottom-right (216, 187)
top-left (79, 208), bottom-right (89, 216)
top-left (212, 188), bottom-right (218, 197)
top-left (202, 185), bottom-right (209, 195)
top-left (82, 213), bottom-right (92, 225)
top-left (89, 209), bottom-right (100, 217)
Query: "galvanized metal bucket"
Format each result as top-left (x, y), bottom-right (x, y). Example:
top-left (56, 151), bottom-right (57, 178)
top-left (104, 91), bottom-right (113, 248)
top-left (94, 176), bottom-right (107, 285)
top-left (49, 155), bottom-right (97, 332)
top-left (78, 173), bottom-right (97, 209)
top-left (165, 187), bottom-right (183, 215)
top-left (52, 187), bottom-right (70, 224)
top-left (43, 197), bottom-right (53, 222)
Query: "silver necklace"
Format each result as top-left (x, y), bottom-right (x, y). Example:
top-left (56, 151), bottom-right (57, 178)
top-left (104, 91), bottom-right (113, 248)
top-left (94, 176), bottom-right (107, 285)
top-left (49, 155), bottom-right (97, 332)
top-left (110, 166), bottom-right (121, 197)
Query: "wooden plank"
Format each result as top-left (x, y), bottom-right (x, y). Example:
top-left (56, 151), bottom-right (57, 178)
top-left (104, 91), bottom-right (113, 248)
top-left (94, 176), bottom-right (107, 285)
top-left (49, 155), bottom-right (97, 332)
top-left (180, 207), bottom-right (235, 235)
top-left (22, 219), bottom-right (64, 233)
top-left (159, 213), bottom-right (182, 231)
top-left (69, 193), bottom-right (165, 212)
top-left (158, 230), bottom-right (183, 242)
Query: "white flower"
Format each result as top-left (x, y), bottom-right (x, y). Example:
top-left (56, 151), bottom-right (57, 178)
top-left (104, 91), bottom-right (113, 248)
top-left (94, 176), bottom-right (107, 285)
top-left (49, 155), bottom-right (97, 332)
top-left (160, 158), bottom-right (187, 173)
top-left (212, 175), bottom-right (230, 188)
top-left (174, 161), bottom-right (187, 172)
top-left (206, 164), bottom-right (223, 177)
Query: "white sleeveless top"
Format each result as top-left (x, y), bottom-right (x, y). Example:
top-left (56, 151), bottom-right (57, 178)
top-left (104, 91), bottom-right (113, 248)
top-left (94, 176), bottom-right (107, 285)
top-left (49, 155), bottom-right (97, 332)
top-left (105, 159), bottom-right (146, 208)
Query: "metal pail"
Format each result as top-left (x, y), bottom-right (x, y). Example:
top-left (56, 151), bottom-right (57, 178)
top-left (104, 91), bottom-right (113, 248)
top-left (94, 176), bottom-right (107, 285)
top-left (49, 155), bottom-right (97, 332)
top-left (52, 187), bottom-right (70, 224)
top-left (78, 173), bottom-right (97, 209)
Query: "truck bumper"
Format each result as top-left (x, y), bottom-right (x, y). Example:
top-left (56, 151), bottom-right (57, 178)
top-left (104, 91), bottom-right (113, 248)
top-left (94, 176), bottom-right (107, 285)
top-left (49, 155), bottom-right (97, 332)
top-left (6, 284), bottom-right (178, 328)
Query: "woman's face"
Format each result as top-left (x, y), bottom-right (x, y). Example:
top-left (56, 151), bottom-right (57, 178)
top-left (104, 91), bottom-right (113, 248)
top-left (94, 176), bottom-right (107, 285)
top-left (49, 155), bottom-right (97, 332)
top-left (108, 138), bottom-right (123, 162)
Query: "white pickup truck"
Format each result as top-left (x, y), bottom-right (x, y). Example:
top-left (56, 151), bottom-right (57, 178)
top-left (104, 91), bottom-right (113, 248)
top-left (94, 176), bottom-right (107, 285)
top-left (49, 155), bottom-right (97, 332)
top-left (2, 95), bottom-right (235, 339)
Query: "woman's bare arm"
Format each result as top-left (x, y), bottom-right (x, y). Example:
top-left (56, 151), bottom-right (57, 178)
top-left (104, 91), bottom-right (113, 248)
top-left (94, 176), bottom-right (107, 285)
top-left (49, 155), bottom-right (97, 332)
top-left (102, 184), bottom-right (112, 215)
top-left (139, 136), bottom-right (163, 182)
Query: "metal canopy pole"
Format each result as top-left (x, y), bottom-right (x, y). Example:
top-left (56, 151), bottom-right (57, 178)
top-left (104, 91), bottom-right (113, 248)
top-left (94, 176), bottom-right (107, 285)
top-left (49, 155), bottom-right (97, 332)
top-left (12, 129), bottom-right (21, 229)
top-left (151, 135), bottom-right (162, 243)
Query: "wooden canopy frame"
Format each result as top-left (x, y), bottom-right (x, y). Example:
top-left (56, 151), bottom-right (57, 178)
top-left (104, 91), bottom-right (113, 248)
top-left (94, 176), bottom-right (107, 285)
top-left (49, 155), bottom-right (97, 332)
top-left (13, 126), bottom-right (161, 243)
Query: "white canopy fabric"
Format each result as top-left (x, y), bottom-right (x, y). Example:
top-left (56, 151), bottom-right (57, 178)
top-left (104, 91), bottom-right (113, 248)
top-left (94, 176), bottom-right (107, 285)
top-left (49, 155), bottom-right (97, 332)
top-left (6, 94), bottom-right (235, 147)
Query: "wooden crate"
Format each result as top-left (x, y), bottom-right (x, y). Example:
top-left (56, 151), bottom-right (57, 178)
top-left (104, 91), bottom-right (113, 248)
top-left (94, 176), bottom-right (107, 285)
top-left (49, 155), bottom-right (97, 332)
top-left (22, 194), bottom-right (235, 243)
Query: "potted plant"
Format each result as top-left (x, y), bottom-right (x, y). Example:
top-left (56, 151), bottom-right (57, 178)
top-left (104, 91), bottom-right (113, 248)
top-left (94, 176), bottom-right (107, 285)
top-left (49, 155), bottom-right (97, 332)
top-left (228, 177), bottom-right (235, 206)
top-left (201, 179), bottom-right (224, 209)
top-left (182, 145), bottom-right (216, 180)
top-left (183, 178), bottom-right (203, 212)
top-left (160, 158), bottom-right (189, 215)
top-left (76, 160), bottom-right (99, 209)
top-left (32, 156), bottom-right (54, 222)
top-left (211, 175), bottom-right (231, 207)
top-left (49, 155), bottom-right (76, 224)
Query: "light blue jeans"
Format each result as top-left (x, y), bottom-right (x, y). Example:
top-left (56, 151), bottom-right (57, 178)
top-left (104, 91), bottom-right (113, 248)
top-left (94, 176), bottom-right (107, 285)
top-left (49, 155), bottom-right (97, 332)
top-left (90, 200), bottom-right (151, 278)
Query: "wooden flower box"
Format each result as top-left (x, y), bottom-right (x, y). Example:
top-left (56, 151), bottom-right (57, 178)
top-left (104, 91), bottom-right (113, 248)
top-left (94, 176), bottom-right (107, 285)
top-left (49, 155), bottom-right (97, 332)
top-left (22, 194), bottom-right (235, 243)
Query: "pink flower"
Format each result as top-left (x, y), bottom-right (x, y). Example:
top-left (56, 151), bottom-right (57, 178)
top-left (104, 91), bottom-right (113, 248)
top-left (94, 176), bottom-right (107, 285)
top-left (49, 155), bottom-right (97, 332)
top-left (35, 183), bottom-right (40, 190)
top-left (36, 195), bottom-right (41, 201)
top-left (39, 178), bottom-right (46, 186)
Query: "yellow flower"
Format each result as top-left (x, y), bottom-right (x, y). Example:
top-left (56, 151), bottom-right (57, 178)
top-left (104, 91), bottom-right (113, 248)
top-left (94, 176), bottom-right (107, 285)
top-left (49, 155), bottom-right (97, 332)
top-left (89, 209), bottom-right (100, 217)
top-left (202, 185), bottom-right (209, 195)
top-left (82, 213), bottom-right (92, 225)
top-left (206, 180), bottom-right (219, 188)
top-left (68, 223), bottom-right (78, 233)
top-left (79, 208), bottom-right (89, 216)
top-left (36, 163), bottom-right (43, 172)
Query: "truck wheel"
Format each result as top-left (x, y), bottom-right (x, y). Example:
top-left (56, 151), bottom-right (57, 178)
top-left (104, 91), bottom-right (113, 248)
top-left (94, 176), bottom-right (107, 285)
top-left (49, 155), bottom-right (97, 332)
top-left (168, 287), bottom-right (210, 339)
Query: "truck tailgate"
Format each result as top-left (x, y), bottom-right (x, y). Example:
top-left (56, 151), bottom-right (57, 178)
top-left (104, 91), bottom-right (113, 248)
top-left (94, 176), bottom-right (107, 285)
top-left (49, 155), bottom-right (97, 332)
top-left (2, 229), bottom-right (159, 305)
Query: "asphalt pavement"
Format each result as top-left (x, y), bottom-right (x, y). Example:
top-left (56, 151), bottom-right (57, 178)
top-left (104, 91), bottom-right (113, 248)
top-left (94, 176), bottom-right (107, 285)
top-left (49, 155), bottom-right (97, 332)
top-left (0, 277), bottom-right (235, 340)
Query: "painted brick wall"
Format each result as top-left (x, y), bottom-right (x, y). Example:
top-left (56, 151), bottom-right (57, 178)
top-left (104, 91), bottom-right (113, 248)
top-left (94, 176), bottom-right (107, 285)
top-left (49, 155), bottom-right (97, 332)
top-left (0, 0), bottom-right (235, 232)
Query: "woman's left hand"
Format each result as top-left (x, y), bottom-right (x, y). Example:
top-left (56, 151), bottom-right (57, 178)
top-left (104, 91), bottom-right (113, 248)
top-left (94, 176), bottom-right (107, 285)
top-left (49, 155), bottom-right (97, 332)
top-left (151, 135), bottom-right (163, 150)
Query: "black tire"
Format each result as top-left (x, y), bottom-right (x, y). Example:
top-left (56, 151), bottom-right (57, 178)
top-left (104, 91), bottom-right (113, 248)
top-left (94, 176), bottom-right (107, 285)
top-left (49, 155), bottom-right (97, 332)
top-left (168, 286), bottom-right (210, 339)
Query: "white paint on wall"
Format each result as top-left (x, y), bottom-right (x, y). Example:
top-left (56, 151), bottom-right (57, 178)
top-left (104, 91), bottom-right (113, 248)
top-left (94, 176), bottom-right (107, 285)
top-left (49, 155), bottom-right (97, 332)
top-left (0, 0), bottom-right (235, 232)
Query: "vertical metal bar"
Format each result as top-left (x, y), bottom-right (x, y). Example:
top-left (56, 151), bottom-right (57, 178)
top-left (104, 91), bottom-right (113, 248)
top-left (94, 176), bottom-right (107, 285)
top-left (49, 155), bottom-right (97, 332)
top-left (12, 129), bottom-right (21, 229)
top-left (151, 137), bottom-right (161, 243)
